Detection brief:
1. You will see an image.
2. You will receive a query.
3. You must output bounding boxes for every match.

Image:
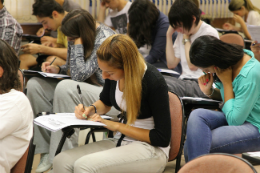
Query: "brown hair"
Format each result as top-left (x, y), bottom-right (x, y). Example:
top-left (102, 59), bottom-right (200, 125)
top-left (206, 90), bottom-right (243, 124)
top-left (97, 34), bottom-right (146, 125)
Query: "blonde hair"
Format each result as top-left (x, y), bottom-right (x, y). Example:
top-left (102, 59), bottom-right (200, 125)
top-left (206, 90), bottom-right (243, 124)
top-left (97, 34), bottom-right (145, 125)
top-left (229, 0), bottom-right (260, 14)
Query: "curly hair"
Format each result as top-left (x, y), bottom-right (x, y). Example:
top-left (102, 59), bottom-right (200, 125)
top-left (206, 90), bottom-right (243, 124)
top-left (0, 39), bottom-right (21, 93)
top-left (128, 0), bottom-right (159, 48)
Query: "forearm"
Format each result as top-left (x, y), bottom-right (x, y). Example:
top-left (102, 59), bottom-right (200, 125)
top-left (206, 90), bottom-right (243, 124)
top-left (223, 82), bottom-right (234, 103)
top-left (184, 41), bottom-right (198, 71)
top-left (104, 120), bottom-right (151, 143)
top-left (90, 100), bottom-right (112, 115)
top-left (97, 9), bottom-right (106, 23)
top-left (166, 36), bottom-right (179, 69)
top-left (39, 45), bottom-right (67, 60)
top-left (241, 24), bottom-right (252, 40)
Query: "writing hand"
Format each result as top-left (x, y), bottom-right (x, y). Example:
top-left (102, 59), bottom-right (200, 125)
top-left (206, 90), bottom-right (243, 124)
top-left (41, 62), bottom-right (59, 73)
top-left (21, 43), bottom-right (40, 54)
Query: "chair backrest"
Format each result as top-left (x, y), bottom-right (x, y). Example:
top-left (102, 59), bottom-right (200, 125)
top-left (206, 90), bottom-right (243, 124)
top-left (220, 33), bottom-right (245, 48)
top-left (11, 137), bottom-right (35, 173)
top-left (178, 153), bottom-right (257, 173)
top-left (168, 91), bottom-right (185, 161)
top-left (18, 69), bottom-right (24, 92)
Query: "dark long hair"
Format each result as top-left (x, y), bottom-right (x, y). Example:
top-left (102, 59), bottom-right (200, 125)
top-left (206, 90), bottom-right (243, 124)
top-left (128, 0), bottom-right (159, 48)
top-left (61, 9), bottom-right (96, 61)
top-left (0, 39), bottom-right (21, 93)
top-left (190, 35), bottom-right (244, 69)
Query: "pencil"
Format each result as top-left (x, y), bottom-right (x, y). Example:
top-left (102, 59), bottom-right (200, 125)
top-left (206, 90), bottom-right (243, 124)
top-left (49, 57), bottom-right (56, 66)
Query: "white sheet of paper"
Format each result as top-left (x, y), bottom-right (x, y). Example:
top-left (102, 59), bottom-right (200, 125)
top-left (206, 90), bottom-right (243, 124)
top-left (247, 25), bottom-right (260, 42)
top-left (158, 68), bottom-right (180, 75)
top-left (38, 72), bottom-right (70, 78)
top-left (181, 97), bottom-right (221, 103)
top-left (34, 113), bottom-right (111, 132)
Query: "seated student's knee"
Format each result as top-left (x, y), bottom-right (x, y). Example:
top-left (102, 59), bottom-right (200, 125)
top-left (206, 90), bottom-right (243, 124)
top-left (74, 156), bottom-right (96, 173)
top-left (27, 77), bottom-right (42, 93)
top-left (53, 152), bottom-right (74, 171)
top-left (188, 108), bottom-right (209, 125)
top-left (54, 80), bottom-right (72, 96)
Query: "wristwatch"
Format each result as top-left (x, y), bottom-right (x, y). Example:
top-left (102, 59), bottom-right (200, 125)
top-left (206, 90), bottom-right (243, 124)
top-left (182, 38), bottom-right (190, 45)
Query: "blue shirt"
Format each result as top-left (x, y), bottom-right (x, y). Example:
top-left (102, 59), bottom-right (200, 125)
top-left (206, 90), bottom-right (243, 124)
top-left (145, 11), bottom-right (177, 65)
top-left (216, 49), bottom-right (260, 132)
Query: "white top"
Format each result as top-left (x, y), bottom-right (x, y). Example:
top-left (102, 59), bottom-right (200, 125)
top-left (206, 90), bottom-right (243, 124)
top-left (104, 1), bottom-right (132, 34)
top-left (113, 65), bottom-right (170, 157)
top-left (173, 22), bottom-right (219, 79)
top-left (246, 10), bottom-right (260, 26)
top-left (0, 89), bottom-right (33, 173)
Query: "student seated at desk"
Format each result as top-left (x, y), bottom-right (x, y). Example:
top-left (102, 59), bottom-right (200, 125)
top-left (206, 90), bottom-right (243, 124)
top-left (19, 0), bottom-right (73, 70)
top-left (37, 0), bottom-right (81, 40)
top-left (223, 0), bottom-right (260, 40)
top-left (128, 0), bottom-right (180, 74)
top-left (0, 40), bottom-right (33, 173)
top-left (53, 34), bottom-right (171, 173)
top-left (26, 9), bottom-right (116, 173)
top-left (97, 0), bottom-right (132, 34)
top-left (184, 35), bottom-right (260, 162)
top-left (164, 0), bottom-right (219, 97)
top-left (0, 0), bottom-right (23, 55)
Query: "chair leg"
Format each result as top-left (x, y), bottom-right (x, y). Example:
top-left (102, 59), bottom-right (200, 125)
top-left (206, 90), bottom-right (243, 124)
top-left (175, 154), bottom-right (182, 173)
top-left (91, 130), bottom-right (96, 142)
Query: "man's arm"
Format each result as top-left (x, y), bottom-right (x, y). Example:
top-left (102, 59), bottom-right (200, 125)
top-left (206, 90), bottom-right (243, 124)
top-left (97, 2), bottom-right (107, 23)
top-left (166, 26), bottom-right (180, 69)
top-left (183, 34), bottom-right (198, 71)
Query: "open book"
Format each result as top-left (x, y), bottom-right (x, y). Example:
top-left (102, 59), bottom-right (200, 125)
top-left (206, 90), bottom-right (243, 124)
top-left (247, 25), bottom-right (260, 42)
top-left (34, 113), bottom-right (112, 132)
top-left (22, 70), bottom-right (70, 79)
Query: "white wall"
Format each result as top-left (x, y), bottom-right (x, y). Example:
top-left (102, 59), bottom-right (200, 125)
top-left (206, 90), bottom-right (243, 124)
top-left (251, 0), bottom-right (260, 9)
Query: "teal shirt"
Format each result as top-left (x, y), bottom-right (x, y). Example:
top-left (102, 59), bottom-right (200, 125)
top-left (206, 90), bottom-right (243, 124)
top-left (216, 49), bottom-right (260, 132)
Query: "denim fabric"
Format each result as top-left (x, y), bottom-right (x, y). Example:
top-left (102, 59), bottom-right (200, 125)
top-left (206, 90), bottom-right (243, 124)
top-left (184, 108), bottom-right (260, 162)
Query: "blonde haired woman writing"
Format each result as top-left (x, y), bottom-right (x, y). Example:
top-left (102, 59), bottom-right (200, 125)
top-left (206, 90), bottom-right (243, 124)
top-left (223, 0), bottom-right (260, 40)
top-left (52, 34), bottom-right (171, 173)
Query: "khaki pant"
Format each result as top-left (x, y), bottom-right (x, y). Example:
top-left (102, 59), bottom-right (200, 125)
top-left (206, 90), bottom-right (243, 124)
top-left (53, 139), bottom-right (167, 173)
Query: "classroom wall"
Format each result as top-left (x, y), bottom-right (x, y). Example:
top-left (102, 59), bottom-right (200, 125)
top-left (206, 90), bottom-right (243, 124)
top-left (251, 0), bottom-right (260, 8)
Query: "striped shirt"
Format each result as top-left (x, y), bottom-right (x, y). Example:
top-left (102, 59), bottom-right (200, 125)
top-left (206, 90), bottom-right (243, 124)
top-left (0, 6), bottom-right (23, 54)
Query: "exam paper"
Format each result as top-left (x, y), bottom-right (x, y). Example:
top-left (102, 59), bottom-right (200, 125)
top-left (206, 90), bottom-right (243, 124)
top-left (34, 113), bottom-right (112, 132)
top-left (181, 97), bottom-right (221, 103)
top-left (247, 25), bottom-right (260, 42)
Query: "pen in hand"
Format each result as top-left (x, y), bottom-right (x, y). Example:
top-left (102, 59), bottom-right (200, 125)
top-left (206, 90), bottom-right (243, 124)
top-left (45, 57), bottom-right (56, 72)
top-left (77, 84), bottom-right (85, 111)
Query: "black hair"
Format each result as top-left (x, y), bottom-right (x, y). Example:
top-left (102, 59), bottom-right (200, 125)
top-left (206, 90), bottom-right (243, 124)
top-left (0, 39), bottom-right (21, 93)
top-left (128, 0), bottom-right (159, 48)
top-left (1, 0), bottom-right (4, 4)
top-left (189, 35), bottom-right (244, 69)
top-left (32, 0), bottom-right (64, 18)
top-left (61, 9), bottom-right (96, 61)
top-left (168, 0), bottom-right (201, 31)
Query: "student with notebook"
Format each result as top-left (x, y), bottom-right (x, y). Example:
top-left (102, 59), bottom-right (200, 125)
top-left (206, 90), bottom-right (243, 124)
top-left (97, 0), bottom-right (132, 34)
top-left (127, 0), bottom-right (180, 75)
top-left (19, 0), bottom-right (79, 70)
top-left (0, 0), bottom-right (23, 55)
top-left (0, 40), bottom-right (33, 173)
top-left (184, 35), bottom-right (260, 162)
top-left (37, 0), bottom-right (81, 44)
top-left (53, 34), bottom-right (171, 173)
top-left (164, 0), bottom-right (219, 97)
top-left (223, 0), bottom-right (260, 40)
top-left (26, 9), bottom-right (116, 172)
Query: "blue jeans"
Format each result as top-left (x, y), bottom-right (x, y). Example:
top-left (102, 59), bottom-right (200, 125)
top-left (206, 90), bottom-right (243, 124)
top-left (184, 108), bottom-right (260, 162)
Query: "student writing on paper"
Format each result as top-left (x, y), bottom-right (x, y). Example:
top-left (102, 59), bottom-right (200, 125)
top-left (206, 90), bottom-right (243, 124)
top-left (127, 0), bottom-right (181, 76)
top-left (223, 0), bottom-right (260, 40)
top-left (19, 0), bottom-right (79, 70)
top-left (26, 9), bottom-right (116, 172)
top-left (184, 35), bottom-right (260, 162)
top-left (164, 0), bottom-right (219, 97)
top-left (53, 34), bottom-right (171, 173)
top-left (0, 40), bottom-right (33, 173)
